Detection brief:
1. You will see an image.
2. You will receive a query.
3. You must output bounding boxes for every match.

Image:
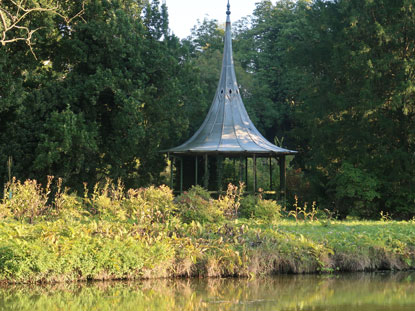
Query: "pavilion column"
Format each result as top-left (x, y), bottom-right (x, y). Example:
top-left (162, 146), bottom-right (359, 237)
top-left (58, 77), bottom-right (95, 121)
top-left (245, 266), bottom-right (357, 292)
top-left (245, 157), bottom-right (248, 189)
top-left (269, 157), bottom-right (273, 192)
top-left (239, 157), bottom-right (244, 184)
top-left (180, 157), bottom-right (184, 194)
top-left (279, 155), bottom-right (286, 208)
top-left (217, 156), bottom-right (223, 193)
top-left (203, 154), bottom-right (209, 189)
top-left (233, 158), bottom-right (236, 182)
top-left (169, 154), bottom-right (174, 189)
top-left (195, 156), bottom-right (198, 185)
top-left (253, 155), bottom-right (257, 193)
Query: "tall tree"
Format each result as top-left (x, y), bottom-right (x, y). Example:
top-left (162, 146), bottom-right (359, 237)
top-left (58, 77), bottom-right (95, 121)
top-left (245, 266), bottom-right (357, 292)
top-left (287, 0), bottom-right (415, 217)
top-left (0, 0), bottom-right (193, 189)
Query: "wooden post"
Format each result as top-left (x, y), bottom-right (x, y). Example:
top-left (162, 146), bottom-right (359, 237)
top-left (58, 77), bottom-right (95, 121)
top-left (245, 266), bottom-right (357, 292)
top-left (269, 157), bottom-right (273, 192)
top-left (195, 156), bottom-right (198, 185)
top-left (279, 156), bottom-right (286, 208)
top-left (217, 156), bottom-right (223, 193)
top-left (239, 157), bottom-right (244, 184)
top-left (233, 158), bottom-right (236, 183)
top-left (204, 154), bottom-right (209, 189)
top-left (253, 155), bottom-right (257, 193)
top-left (169, 154), bottom-right (174, 189)
top-left (180, 157), bottom-right (183, 194)
top-left (245, 157), bottom-right (248, 190)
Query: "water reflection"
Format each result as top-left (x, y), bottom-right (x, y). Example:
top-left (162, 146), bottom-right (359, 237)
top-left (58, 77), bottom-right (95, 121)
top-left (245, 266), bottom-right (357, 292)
top-left (1, 272), bottom-right (415, 311)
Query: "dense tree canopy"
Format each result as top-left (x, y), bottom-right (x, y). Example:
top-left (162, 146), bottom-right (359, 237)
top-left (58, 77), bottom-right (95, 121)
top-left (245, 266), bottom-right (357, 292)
top-left (0, 0), bottom-right (193, 190)
top-left (1, 0), bottom-right (414, 218)
top-left (243, 0), bottom-right (415, 218)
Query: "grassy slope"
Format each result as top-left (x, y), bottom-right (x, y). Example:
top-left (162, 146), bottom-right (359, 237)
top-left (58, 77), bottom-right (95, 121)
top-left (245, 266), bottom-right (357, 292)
top-left (1, 217), bottom-right (414, 283)
top-left (0, 180), bottom-right (414, 283)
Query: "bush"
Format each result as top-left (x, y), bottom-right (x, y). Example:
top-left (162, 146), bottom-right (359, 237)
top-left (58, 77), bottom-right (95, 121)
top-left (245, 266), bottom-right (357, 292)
top-left (239, 195), bottom-right (281, 222)
top-left (255, 198), bottom-right (281, 222)
top-left (54, 193), bottom-right (88, 220)
top-left (176, 186), bottom-right (223, 224)
top-left (1, 177), bottom-right (52, 223)
top-left (85, 179), bottom-right (126, 220)
top-left (238, 195), bottom-right (257, 219)
top-left (125, 185), bottom-right (176, 225)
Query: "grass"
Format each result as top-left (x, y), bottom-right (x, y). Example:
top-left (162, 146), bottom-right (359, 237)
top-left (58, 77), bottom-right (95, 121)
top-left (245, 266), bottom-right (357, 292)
top-left (0, 178), bottom-right (414, 283)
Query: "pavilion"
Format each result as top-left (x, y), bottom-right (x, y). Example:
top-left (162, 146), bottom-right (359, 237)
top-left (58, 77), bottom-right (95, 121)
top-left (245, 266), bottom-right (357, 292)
top-left (164, 1), bottom-right (297, 200)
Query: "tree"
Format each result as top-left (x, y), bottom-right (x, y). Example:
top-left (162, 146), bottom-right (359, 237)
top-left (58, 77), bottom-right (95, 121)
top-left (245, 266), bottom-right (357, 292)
top-left (238, 0), bottom-right (307, 141)
top-left (0, 0), bottom-right (195, 190)
top-left (0, 0), bottom-right (84, 57)
top-left (286, 0), bottom-right (415, 217)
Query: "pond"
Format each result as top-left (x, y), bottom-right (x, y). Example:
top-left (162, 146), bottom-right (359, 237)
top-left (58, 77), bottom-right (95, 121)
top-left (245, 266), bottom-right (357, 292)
top-left (1, 272), bottom-right (415, 311)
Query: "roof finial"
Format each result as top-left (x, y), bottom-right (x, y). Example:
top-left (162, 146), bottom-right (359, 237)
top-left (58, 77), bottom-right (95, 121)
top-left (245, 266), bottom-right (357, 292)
top-left (226, 0), bottom-right (231, 16)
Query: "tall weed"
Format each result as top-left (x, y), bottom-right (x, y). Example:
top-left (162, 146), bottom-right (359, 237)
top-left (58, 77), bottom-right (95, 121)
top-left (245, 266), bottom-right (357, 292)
top-left (216, 183), bottom-right (244, 220)
top-left (125, 185), bottom-right (176, 226)
top-left (1, 177), bottom-right (53, 223)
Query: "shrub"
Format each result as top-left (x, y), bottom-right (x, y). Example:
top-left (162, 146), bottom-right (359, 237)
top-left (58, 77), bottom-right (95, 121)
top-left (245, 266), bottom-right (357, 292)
top-left (125, 185), bottom-right (176, 225)
top-left (54, 193), bottom-right (88, 220)
top-left (238, 195), bottom-right (257, 219)
top-left (1, 177), bottom-right (52, 223)
top-left (176, 186), bottom-right (223, 224)
top-left (0, 204), bottom-right (11, 219)
top-left (239, 194), bottom-right (281, 222)
top-left (86, 179), bottom-right (126, 220)
top-left (255, 198), bottom-right (281, 222)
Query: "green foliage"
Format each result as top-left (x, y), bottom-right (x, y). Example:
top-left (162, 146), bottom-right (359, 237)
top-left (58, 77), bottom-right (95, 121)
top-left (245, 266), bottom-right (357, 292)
top-left (0, 0), bottom-right (193, 190)
top-left (239, 194), bottom-right (281, 222)
top-left (0, 179), bottom-right (415, 283)
top-left (285, 0), bottom-right (415, 217)
top-left (1, 0), bottom-right (415, 222)
top-left (176, 185), bottom-right (223, 224)
top-left (215, 183), bottom-right (244, 220)
top-left (1, 177), bottom-right (51, 223)
top-left (328, 162), bottom-right (380, 216)
top-left (83, 180), bottom-right (176, 227)
top-left (126, 185), bottom-right (176, 225)
top-left (232, 0), bottom-right (415, 218)
top-left (239, 195), bottom-right (257, 219)
top-left (255, 199), bottom-right (282, 222)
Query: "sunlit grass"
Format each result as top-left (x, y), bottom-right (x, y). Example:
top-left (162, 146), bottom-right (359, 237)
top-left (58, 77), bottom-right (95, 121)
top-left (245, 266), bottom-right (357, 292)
top-left (1, 178), bottom-right (415, 283)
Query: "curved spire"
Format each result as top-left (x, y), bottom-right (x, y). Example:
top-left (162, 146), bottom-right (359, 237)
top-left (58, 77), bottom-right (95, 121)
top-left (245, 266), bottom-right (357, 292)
top-left (166, 1), bottom-right (297, 156)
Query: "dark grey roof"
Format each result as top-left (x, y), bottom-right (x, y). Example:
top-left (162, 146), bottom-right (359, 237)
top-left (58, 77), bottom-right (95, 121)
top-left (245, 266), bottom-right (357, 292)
top-left (167, 2), bottom-right (297, 156)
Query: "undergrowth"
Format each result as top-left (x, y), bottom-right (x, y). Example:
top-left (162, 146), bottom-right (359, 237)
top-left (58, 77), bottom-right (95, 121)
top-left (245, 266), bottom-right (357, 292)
top-left (0, 178), bottom-right (414, 283)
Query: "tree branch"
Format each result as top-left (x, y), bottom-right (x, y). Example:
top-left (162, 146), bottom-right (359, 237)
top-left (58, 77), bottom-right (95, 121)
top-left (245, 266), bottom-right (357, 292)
top-left (0, 1), bottom-right (85, 55)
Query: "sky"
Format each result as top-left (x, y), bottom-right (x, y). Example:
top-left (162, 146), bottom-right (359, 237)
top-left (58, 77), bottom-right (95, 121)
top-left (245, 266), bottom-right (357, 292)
top-left (165, 0), bottom-right (259, 38)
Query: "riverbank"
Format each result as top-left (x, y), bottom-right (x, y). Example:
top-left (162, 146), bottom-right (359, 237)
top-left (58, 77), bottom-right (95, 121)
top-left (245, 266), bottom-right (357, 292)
top-left (1, 180), bottom-right (414, 283)
top-left (1, 218), bottom-right (414, 283)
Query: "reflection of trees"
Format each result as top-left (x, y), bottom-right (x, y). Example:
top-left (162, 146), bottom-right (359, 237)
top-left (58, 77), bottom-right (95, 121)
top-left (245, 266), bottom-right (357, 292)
top-left (1, 273), bottom-right (415, 310)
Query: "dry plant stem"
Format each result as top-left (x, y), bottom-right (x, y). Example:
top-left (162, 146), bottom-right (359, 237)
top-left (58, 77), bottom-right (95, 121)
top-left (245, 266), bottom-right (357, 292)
top-left (0, 0), bottom-right (85, 58)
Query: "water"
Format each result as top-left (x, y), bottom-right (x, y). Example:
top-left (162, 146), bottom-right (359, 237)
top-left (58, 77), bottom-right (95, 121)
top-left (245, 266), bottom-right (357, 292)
top-left (1, 272), bottom-right (415, 311)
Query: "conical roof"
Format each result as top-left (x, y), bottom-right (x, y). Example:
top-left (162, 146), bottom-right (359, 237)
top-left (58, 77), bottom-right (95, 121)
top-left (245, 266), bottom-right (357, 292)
top-left (167, 1), bottom-right (297, 156)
